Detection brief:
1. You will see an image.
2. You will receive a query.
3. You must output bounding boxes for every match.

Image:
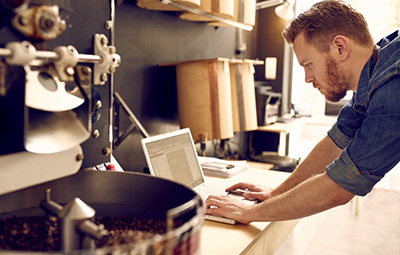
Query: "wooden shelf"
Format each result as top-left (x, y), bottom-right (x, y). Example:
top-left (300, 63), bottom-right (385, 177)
top-left (160, 0), bottom-right (254, 31)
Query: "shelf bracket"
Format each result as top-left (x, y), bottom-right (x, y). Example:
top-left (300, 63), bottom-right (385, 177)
top-left (113, 92), bottom-right (149, 150)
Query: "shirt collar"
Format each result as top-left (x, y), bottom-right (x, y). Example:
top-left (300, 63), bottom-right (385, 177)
top-left (353, 55), bottom-right (374, 115)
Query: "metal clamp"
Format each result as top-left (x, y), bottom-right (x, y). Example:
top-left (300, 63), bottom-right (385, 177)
top-left (4, 41), bottom-right (36, 66)
top-left (93, 33), bottom-right (121, 85)
top-left (53, 45), bottom-right (79, 82)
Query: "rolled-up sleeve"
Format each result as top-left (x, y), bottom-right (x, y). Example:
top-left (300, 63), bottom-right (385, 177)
top-left (326, 148), bottom-right (382, 196)
top-left (327, 122), bottom-right (352, 149)
top-left (326, 76), bottom-right (400, 196)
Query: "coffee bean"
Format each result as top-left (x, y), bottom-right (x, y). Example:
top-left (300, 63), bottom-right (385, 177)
top-left (0, 216), bottom-right (167, 251)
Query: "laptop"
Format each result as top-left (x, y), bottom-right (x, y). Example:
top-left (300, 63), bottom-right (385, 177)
top-left (141, 128), bottom-right (247, 224)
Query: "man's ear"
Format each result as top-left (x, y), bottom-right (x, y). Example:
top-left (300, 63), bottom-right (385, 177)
top-left (332, 35), bottom-right (350, 61)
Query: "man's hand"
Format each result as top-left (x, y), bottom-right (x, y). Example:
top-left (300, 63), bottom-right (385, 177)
top-left (205, 195), bottom-right (256, 224)
top-left (205, 172), bottom-right (356, 223)
top-left (225, 182), bottom-right (276, 201)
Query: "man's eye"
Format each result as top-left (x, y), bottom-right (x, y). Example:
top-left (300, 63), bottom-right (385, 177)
top-left (305, 64), bottom-right (311, 69)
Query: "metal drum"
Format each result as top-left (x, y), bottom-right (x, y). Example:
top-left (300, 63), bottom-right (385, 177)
top-left (0, 170), bottom-right (205, 255)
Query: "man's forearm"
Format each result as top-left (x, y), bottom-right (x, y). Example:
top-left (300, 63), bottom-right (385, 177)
top-left (251, 172), bottom-right (354, 222)
top-left (271, 135), bottom-right (342, 197)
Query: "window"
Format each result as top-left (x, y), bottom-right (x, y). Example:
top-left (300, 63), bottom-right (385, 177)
top-left (290, 0), bottom-right (400, 117)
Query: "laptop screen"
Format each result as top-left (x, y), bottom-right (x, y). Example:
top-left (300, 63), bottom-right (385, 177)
top-left (141, 128), bottom-right (205, 189)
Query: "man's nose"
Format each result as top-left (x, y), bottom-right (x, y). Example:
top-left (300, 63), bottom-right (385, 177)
top-left (305, 72), bottom-right (315, 84)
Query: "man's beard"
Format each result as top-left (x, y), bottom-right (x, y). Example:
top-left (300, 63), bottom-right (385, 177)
top-left (322, 57), bottom-right (349, 102)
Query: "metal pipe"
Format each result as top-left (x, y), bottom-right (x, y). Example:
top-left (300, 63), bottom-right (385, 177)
top-left (35, 51), bottom-right (102, 63)
top-left (35, 51), bottom-right (59, 60)
top-left (40, 189), bottom-right (63, 216)
top-left (77, 53), bottom-right (102, 63)
top-left (109, 0), bottom-right (116, 148)
top-left (0, 48), bottom-right (12, 57)
top-left (78, 220), bottom-right (109, 246)
top-left (0, 47), bottom-right (102, 63)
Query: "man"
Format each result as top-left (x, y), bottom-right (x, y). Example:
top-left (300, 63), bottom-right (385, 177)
top-left (205, 0), bottom-right (400, 224)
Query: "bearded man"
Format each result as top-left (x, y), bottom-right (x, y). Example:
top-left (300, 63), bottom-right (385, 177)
top-left (205, 0), bottom-right (400, 223)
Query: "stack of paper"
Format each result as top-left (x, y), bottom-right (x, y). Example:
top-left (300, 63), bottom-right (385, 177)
top-left (198, 156), bottom-right (249, 178)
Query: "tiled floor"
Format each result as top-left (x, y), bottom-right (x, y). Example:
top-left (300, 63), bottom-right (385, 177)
top-left (275, 189), bottom-right (400, 255)
top-left (274, 117), bottom-right (400, 255)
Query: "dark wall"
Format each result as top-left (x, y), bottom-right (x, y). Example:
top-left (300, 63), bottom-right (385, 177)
top-left (112, 1), bottom-right (257, 172)
top-left (254, 7), bottom-right (287, 94)
top-left (253, 6), bottom-right (294, 118)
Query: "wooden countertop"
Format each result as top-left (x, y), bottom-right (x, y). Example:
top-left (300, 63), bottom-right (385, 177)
top-left (201, 164), bottom-right (298, 255)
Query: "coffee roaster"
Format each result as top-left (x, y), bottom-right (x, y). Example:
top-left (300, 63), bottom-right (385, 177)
top-left (0, 0), bottom-right (204, 254)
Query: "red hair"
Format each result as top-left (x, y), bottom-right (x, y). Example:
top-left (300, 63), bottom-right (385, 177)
top-left (283, 0), bottom-right (374, 52)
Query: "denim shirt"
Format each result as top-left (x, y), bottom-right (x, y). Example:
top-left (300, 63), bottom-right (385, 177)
top-left (326, 30), bottom-right (400, 196)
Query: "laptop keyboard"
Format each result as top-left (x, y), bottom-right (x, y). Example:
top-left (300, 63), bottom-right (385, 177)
top-left (195, 183), bottom-right (227, 200)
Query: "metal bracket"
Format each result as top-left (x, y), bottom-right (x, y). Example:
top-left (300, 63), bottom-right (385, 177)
top-left (11, 5), bottom-right (67, 41)
top-left (0, 34), bottom-right (121, 85)
top-left (53, 45), bottom-right (79, 83)
top-left (93, 34), bottom-right (121, 85)
top-left (4, 41), bottom-right (36, 66)
top-left (113, 92), bottom-right (149, 150)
